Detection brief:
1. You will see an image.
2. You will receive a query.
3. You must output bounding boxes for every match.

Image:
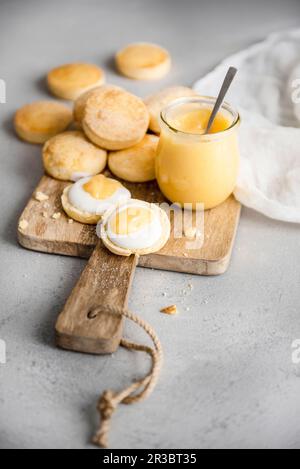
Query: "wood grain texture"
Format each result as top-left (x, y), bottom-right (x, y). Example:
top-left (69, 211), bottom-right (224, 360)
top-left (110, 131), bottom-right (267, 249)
top-left (55, 242), bottom-right (137, 354)
top-left (18, 174), bottom-right (241, 276)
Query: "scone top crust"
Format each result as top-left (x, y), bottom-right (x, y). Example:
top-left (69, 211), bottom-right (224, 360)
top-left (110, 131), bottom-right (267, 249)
top-left (82, 86), bottom-right (149, 150)
top-left (43, 130), bottom-right (107, 181)
top-left (117, 43), bottom-right (169, 68)
top-left (115, 42), bottom-right (171, 80)
top-left (14, 101), bottom-right (72, 141)
top-left (48, 63), bottom-right (105, 90)
top-left (73, 85), bottom-right (122, 127)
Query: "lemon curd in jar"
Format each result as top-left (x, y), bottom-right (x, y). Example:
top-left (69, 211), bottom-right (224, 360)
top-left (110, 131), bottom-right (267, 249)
top-left (156, 97), bottom-right (240, 210)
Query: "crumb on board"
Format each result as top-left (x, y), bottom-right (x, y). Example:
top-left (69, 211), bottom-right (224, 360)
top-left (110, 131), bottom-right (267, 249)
top-left (43, 202), bottom-right (50, 209)
top-left (160, 304), bottom-right (178, 315)
top-left (52, 212), bottom-right (61, 220)
top-left (34, 191), bottom-right (49, 202)
top-left (68, 218), bottom-right (74, 224)
top-left (42, 211), bottom-right (48, 218)
top-left (19, 219), bottom-right (29, 231)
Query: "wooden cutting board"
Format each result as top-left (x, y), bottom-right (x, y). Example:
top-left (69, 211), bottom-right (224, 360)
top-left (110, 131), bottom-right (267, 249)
top-left (18, 174), bottom-right (241, 354)
top-left (18, 174), bottom-right (241, 275)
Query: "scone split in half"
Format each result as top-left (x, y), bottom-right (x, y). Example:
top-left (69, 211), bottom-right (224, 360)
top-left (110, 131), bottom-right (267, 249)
top-left (100, 199), bottom-right (171, 256)
top-left (61, 174), bottom-right (131, 225)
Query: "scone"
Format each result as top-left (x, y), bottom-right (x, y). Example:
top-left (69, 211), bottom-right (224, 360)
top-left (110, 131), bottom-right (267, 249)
top-left (62, 174), bottom-right (131, 224)
top-left (73, 87), bottom-right (98, 128)
top-left (14, 101), bottom-right (72, 144)
top-left (73, 85), bottom-right (122, 128)
top-left (115, 43), bottom-right (171, 80)
top-left (144, 86), bottom-right (198, 134)
top-left (100, 199), bottom-right (170, 256)
top-left (47, 63), bottom-right (105, 100)
top-left (43, 130), bottom-right (107, 181)
top-left (108, 134), bottom-right (158, 183)
top-left (82, 86), bottom-right (149, 150)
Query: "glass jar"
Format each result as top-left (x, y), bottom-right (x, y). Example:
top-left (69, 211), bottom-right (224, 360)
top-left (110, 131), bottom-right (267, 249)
top-left (156, 96), bottom-right (240, 210)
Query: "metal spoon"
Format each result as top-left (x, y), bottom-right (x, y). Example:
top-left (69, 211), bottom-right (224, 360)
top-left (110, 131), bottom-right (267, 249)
top-left (205, 66), bottom-right (237, 134)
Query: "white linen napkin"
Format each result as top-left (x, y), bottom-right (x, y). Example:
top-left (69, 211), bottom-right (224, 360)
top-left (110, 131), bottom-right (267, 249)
top-left (193, 29), bottom-right (300, 223)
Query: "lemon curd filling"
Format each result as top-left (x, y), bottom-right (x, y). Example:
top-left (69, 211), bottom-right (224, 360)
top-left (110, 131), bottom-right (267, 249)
top-left (83, 174), bottom-right (122, 199)
top-left (169, 108), bottom-right (231, 134)
top-left (110, 207), bottom-right (154, 235)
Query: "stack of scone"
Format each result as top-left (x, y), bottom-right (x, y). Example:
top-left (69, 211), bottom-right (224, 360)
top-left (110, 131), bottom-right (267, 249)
top-left (15, 43), bottom-right (198, 256)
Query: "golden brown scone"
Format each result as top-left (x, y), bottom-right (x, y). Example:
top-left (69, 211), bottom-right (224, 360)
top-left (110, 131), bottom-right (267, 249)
top-left (144, 86), bottom-right (199, 134)
top-left (100, 200), bottom-right (171, 257)
top-left (82, 86), bottom-right (149, 150)
top-left (43, 130), bottom-right (107, 181)
top-left (115, 43), bottom-right (171, 80)
top-left (47, 63), bottom-right (105, 100)
top-left (108, 134), bottom-right (158, 182)
top-left (14, 101), bottom-right (72, 144)
top-left (73, 85), bottom-right (122, 128)
top-left (73, 88), bottom-right (97, 128)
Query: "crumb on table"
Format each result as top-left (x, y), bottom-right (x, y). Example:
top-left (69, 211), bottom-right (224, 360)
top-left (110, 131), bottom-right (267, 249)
top-left (160, 304), bottom-right (178, 315)
top-left (52, 212), bottom-right (61, 220)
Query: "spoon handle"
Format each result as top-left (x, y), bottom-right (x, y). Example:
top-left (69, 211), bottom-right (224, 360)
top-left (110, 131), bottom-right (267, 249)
top-left (205, 66), bottom-right (237, 134)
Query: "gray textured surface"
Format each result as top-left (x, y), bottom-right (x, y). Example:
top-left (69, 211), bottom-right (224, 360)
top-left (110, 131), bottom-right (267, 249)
top-left (1, 0), bottom-right (300, 450)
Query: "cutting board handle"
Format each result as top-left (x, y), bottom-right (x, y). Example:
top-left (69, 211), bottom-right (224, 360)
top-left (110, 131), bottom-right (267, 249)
top-left (55, 241), bottom-right (138, 354)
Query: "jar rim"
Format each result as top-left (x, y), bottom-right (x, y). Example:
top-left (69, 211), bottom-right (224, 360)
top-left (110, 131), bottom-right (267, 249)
top-left (160, 96), bottom-right (240, 138)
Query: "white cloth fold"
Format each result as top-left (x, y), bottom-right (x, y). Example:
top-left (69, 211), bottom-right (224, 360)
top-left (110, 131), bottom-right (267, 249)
top-left (193, 29), bottom-right (300, 223)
